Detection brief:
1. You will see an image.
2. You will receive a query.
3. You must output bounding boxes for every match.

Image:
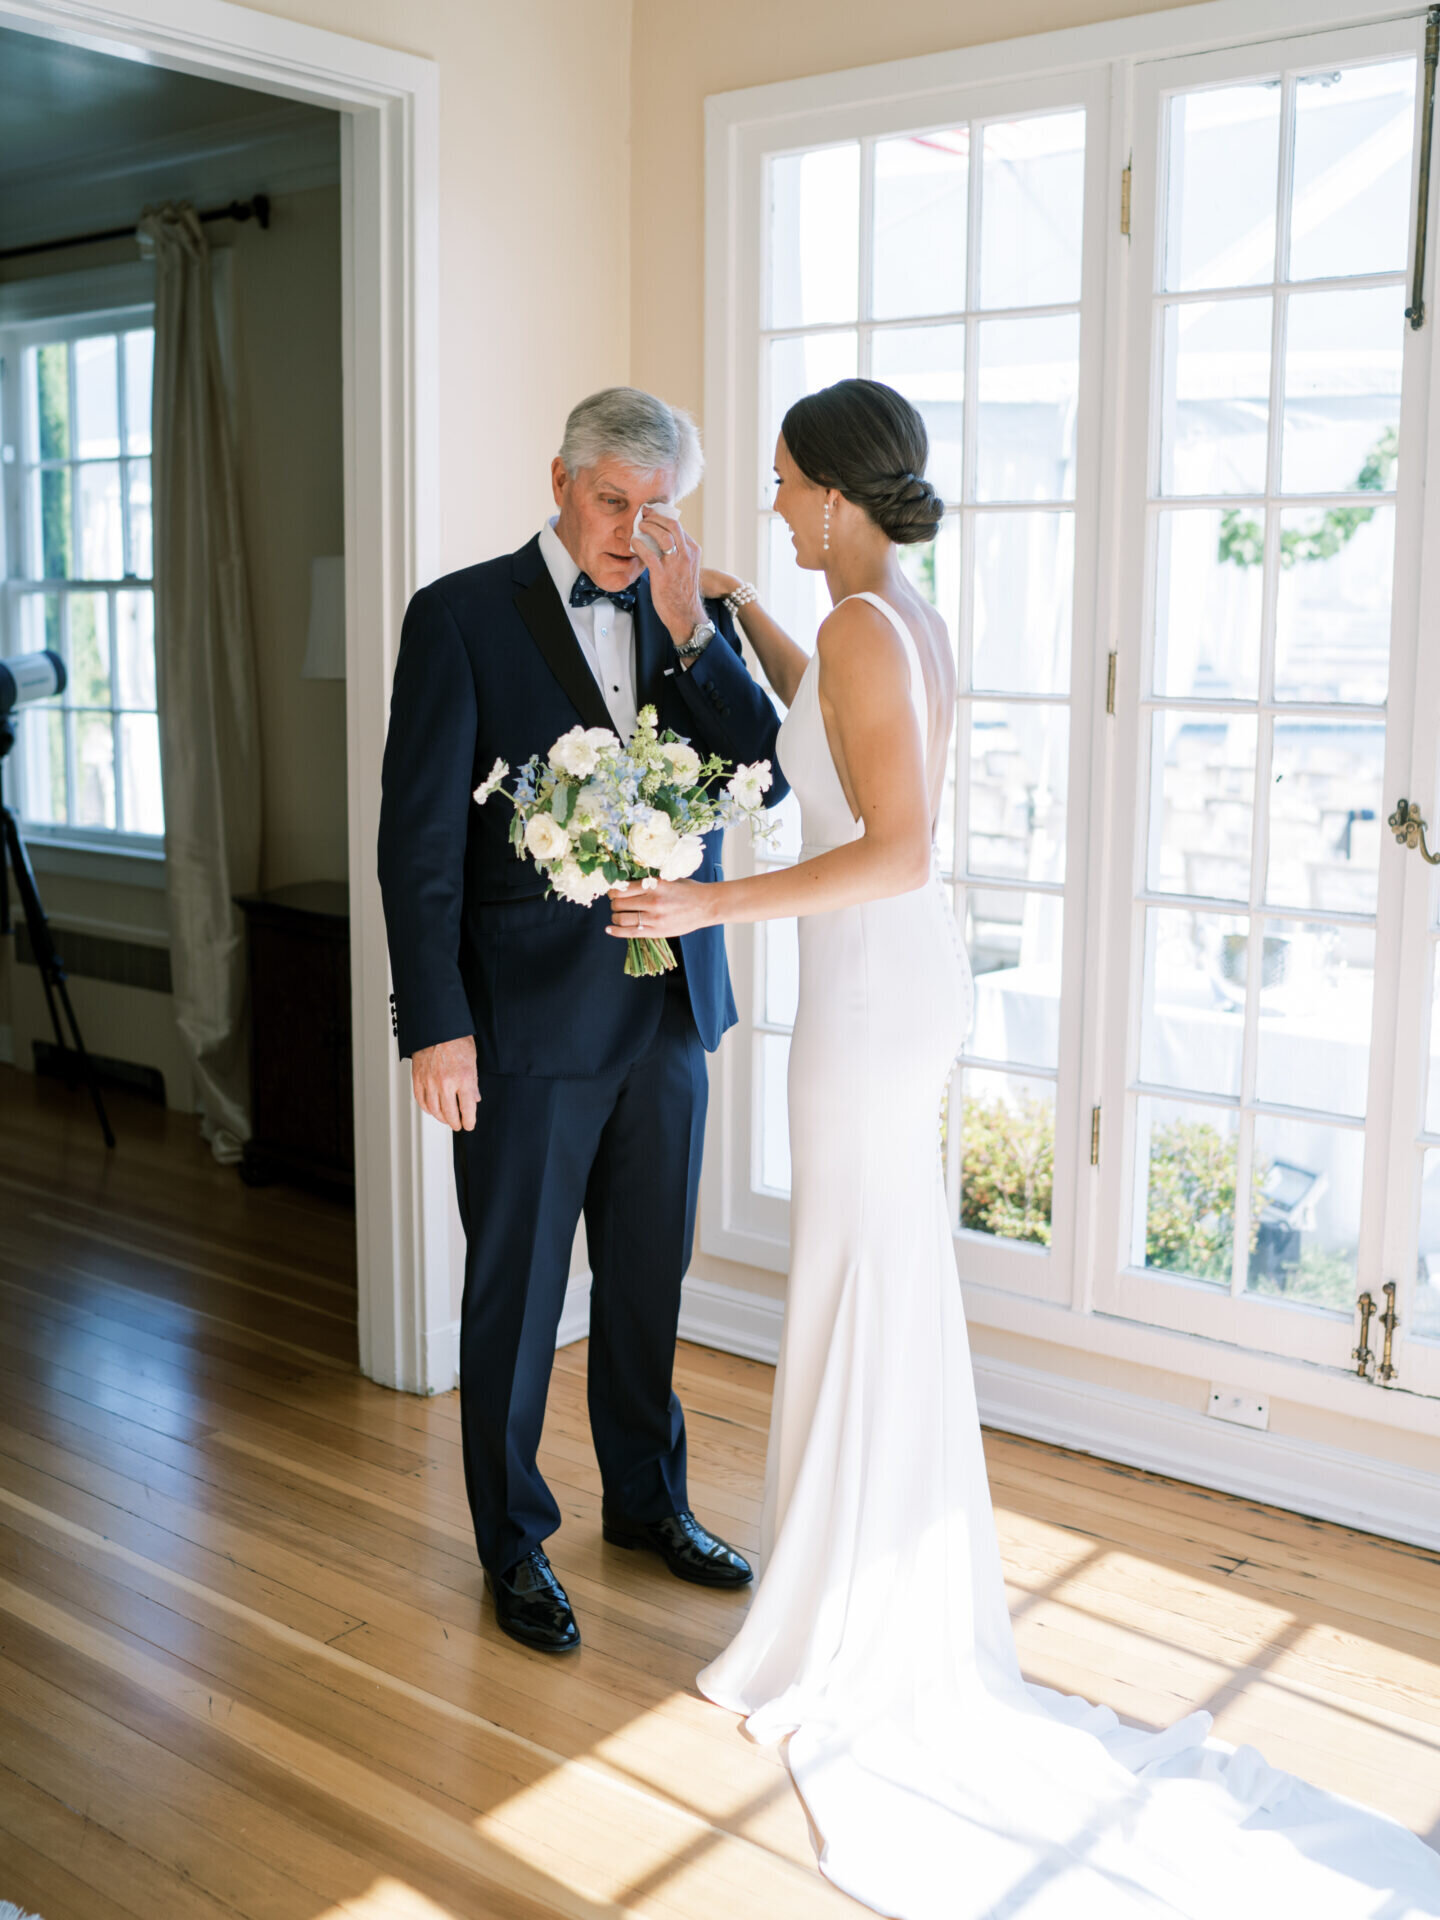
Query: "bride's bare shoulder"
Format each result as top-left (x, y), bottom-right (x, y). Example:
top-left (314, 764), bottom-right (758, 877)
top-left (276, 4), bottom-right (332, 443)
top-left (814, 596), bottom-right (908, 682)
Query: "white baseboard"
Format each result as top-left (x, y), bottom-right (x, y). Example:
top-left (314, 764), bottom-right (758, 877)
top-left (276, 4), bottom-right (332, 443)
top-left (423, 1317), bottom-right (460, 1394)
top-left (556, 1269), bottom-right (593, 1347)
top-left (565, 1271), bottom-right (1440, 1556)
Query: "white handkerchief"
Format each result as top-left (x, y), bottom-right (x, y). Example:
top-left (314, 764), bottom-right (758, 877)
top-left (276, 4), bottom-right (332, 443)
top-left (632, 501), bottom-right (680, 556)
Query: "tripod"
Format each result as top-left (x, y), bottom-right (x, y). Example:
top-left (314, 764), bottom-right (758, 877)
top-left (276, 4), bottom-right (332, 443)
top-left (0, 719), bottom-right (115, 1148)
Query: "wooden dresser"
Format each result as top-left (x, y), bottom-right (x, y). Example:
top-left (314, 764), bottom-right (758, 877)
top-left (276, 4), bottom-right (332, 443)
top-left (234, 881), bottom-right (354, 1194)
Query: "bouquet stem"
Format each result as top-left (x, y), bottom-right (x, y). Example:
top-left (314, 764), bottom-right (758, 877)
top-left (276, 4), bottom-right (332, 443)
top-left (625, 935), bottom-right (677, 978)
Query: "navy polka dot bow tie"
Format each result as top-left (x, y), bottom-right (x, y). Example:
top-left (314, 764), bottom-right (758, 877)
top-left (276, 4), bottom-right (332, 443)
top-left (570, 572), bottom-right (638, 613)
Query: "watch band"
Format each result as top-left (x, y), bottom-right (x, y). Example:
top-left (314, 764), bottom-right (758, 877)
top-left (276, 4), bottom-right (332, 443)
top-left (676, 618), bottom-right (717, 662)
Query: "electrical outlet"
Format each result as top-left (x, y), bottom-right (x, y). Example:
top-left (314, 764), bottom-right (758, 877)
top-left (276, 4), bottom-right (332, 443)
top-left (1208, 1386), bottom-right (1269, 1431)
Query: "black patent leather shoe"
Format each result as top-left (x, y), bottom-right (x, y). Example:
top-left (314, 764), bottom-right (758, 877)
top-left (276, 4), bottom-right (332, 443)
top-left (485, 1548), bottom-right (581, 1653)
top-left (602, 1508), bottom-right (753, 1588)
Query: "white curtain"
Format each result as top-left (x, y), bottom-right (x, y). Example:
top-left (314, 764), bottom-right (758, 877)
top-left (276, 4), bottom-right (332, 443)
top-left (140, 204), bottom-right (262, 1163)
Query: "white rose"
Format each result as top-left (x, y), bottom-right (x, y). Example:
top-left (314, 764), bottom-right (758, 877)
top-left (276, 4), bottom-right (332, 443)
top-left (572, 782), bottom-right (609, 824)
top-left (549, 727), bottom-right (601, 778)
top-left (550, 859), bottom-right (612, 907)
top-left (658, 740), bottom-right (702, 787)
top-left (524, 813), bottom-right (572, 861)
top-left (628, 809), bottom-right (680, 869)
top-left (583, 726), bottom-right (621, 756)
top-left (658, 833), bottom-right (705, 881)
top-left (726, 760), bottom-right (773, 811)
top-left (473, 758), bottom-right (509, 805)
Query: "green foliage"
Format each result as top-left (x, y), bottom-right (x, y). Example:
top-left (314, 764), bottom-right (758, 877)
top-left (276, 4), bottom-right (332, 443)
top-left (1144, 1117), bottom-right (1265, 1281)
top-left (1217, 427), bottom-right (1397, 573)
top-left (960, 1092), bottom-right (1053, 1247)
top-left (1247, 1243), bottom-right (1355, 1311)
top-left (36, 345), bottom-right (72, 582)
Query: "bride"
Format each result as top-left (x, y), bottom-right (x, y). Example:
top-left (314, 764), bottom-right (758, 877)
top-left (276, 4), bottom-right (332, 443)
top-left (606, 379), bottom-right (1440, 1920)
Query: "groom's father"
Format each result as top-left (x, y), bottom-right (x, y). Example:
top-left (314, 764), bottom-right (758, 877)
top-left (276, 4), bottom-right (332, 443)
top-left (378, 389), bottom-right (784, 1653)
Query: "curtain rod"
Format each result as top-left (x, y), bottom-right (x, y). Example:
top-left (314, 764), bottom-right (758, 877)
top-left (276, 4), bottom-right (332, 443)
top-left (0, 194), bottom-right (270, 267)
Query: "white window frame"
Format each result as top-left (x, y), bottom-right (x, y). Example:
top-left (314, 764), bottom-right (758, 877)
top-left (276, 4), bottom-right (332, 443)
top-left (0, 260), bottom-right (161, 867)
top-left (702, 0), bottom-right (1440, 1442)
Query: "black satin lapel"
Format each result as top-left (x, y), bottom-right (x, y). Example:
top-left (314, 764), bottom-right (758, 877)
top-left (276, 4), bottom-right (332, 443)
top-left (633, 580), bottom-right (677, 716)
top-left (513, 570), bottom-right (615, 735)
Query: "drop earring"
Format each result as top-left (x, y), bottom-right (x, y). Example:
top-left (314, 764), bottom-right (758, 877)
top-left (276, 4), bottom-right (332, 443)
top-left (822, 497), bottom-right (832, 553)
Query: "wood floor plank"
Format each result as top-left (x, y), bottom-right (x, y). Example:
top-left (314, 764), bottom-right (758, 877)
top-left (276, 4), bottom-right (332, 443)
top-left (2, 1062), bottom-right (1437, 1916)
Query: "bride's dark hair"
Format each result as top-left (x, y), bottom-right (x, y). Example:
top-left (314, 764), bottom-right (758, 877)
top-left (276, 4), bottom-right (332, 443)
top-left (780, 379), bottom-right (944, 545)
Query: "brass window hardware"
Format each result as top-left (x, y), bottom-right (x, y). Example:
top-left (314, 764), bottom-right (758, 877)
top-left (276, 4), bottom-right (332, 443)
top-left (1388, 798), bottom-right (1440, 864)
top-left (1353, 1290), bottom-right (1376, 1378)
top-left (1408, 6), bottom-right (1440, 329)
top-left (1120, 161), bottom-right (1132, 238)
top-left (1378, 1279), bottom-right (1400, 1385)
top-left (1105, 652), bottom-right (1117, 715)
top-left (1090, 1105), bottom-right (1101, 1166)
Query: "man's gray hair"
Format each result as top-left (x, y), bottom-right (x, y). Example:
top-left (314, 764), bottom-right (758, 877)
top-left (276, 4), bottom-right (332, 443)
top-left (558, 387), bottom-right (704, 501)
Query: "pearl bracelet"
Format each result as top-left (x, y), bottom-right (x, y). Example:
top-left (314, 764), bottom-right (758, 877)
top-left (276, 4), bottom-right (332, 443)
top-left (722, 581), bottom-right (759, 616)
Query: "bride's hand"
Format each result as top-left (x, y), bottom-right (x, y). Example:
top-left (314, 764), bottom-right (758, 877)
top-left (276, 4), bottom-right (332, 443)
top-left (607, 879), bottom-right (717, 941)
top-left (700, 567), bottom-right (742, 601)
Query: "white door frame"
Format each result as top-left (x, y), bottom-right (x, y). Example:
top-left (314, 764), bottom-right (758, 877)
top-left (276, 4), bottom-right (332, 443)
top-left (0, 0), bottom-right (453, 1392)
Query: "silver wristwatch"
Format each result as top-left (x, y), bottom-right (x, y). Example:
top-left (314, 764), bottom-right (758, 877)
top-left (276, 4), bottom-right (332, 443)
top-left (675, 617), bottom-right (716, 665)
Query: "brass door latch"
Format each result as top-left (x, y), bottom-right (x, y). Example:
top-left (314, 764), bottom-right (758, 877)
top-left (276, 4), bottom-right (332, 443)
top-left (1378, 1279), bottom-right (1400, 1385)
top-left (1353, 1290), bottom-right (1376, 1378)
top-left (1353, 1284), bottom-right (1400, 1384)
top-left (1388, 798), bottom-right (1440, 864)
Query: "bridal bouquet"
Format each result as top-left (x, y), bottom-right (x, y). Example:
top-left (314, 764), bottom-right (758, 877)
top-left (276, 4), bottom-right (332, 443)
top-left (474, 705), bottom-right (774, 977)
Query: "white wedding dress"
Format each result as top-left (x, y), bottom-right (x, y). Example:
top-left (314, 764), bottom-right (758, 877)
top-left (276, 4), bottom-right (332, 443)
top-left (698, 592), bottom-right (1440, 1920)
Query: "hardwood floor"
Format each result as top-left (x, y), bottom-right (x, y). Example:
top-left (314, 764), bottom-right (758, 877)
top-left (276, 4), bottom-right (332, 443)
top-left (0, 1062), bottom-right (1436, 1919)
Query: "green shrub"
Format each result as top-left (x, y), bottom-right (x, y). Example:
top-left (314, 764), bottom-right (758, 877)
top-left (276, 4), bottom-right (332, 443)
top-left (1144, 1117), bottom-right (1264, 1281)
top-left (960, 1092), bottom-right (1053, 1246)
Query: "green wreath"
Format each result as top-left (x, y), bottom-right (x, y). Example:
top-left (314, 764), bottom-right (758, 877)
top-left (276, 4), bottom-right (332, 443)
top-left (1216, 426), bottom-right (1397, 570)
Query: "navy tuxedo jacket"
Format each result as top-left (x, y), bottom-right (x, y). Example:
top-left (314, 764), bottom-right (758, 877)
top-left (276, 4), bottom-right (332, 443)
top-left (377, 534), bottom-right (786, 1078)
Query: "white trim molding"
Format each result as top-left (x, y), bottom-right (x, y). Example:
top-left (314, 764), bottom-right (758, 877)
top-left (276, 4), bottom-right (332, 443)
top-left (1, 0), bottom-right (446, 1392)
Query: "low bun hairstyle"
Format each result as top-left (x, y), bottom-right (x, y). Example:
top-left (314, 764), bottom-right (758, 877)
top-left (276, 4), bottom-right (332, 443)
top-left (780, 378), bottom-right (945, 545)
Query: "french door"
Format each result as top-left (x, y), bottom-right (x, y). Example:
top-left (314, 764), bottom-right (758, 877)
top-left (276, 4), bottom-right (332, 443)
top-left (1095, 18), bottom-right (1440, 1398)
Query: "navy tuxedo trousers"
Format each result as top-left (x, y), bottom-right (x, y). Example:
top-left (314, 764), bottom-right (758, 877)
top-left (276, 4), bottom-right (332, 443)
top-left (452, 980), bottom-right (707, 1576)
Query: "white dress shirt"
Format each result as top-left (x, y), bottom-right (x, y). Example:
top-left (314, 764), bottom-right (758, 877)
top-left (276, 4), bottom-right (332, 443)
top-left (538, 518), bottom-right (639, 740)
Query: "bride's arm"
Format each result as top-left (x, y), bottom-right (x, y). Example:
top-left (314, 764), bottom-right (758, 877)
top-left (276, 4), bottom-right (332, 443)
top-left (608, 598), bottom-right (934, 942)
top-left (700, 568), bottom-right (810, 709)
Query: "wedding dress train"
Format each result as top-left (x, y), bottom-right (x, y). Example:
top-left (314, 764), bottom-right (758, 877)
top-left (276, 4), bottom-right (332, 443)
top-left (698, 592), bottom-right (1440, 1920)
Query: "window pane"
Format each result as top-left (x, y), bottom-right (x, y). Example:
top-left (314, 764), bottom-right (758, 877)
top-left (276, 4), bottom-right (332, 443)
top-left (872, 128), bottom-right (968, 320)
top-left (1427, 945), bottom-right (1440, 1136)
top-left (1136, 1095), bottom-right (1241, 1282)
top-left (768, 145), bottom-right (859, 328)
top-left (1265, 719), bottom-right (1385, 913)
top-left (979, 108), bottom-right (1086, 310)
top-left (766, 331), bottom-right (858, 487)
top-left (959, 1068), bottom-right (1054, 1244)
top-left (1164, 84), bottom-right (1281, 292)
top-left (1159, 297), bottom-right (1272, 495)
top-left (1245, 1115), bottom-right (1361, 1311)
top-left (15, 706), bottom-right (66, 824)
top-left (31, 467), bottom-right (73, 579)
top-left (763, 514), bottom-right (830, 659)
top-left (1139, 907), bottom-right (1248, 1098)
top-left (1280, 285), bottom-right (1403, 495)
top-left (73, 335), bottom-right (119, 458)
top-left (1255, 919), bottom-right (1373, 1119)
top-left (127, 460), bottom-right (153, 578)
top-left (116, 590), bottom-right (157, 708)
top-left (1154, 507), bottom-right (1264, 700)
top-left (76, 461), bottom-right (123, 578)
top-left (758, 1031), bottom-right (792, 1194)
top-left (897, 512), bottom-right (961, 647)
top-left (1148, 711), bottom-right (1257, 901)
top-left (968, 891), bottom-right (1063, 1070)
top-left (975, 313), bottom-right (1079, 502)
top-left (124, 329), bottom-right (154, 455)
top-left (67, 593), bottom-right (112, 707)
top-left (968, 701), bottom-right (1068, 882)
top-left (73, 711), bottom-right (116, 829)
top-left (30, 341), bottom-right (71, 461)
top-left (1289, 61), bottom-right (1416, 283)
top-left (1274, 502), bottom-right (1392, 705)
top-left (1417, 1148), bottom-right (1440, 1341)
top-left (15, 591), bottom-right (60, 657)
top-left (972, 511), bottom-right (1073, 695)
top-left (119, 712), bottom-right (164, 835)
top-left (869, 324), bottom-right (963, 500)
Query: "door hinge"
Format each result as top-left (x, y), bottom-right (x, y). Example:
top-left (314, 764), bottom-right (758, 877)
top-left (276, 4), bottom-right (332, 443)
top-left (1090, 1105), bottom-right (1101, 1166)
top-left (1120, 161), bottom-right (1132, 238)
top-left (1105, 651), bottom-right (1117, 715)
